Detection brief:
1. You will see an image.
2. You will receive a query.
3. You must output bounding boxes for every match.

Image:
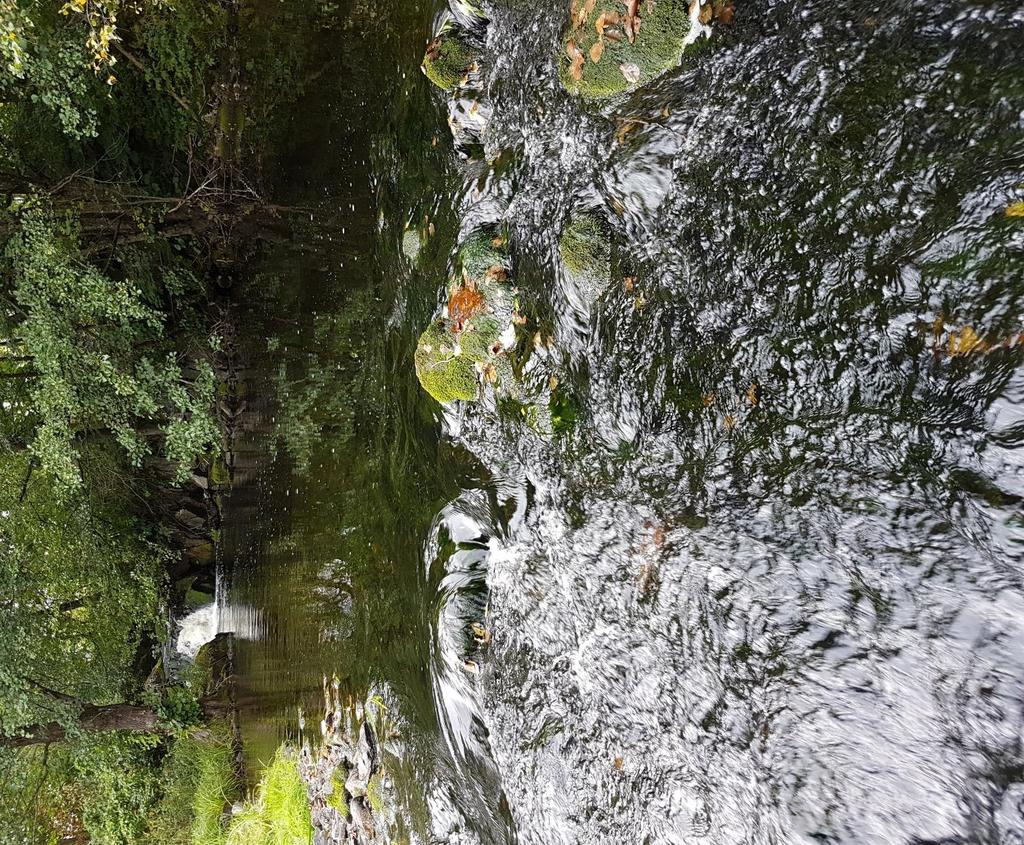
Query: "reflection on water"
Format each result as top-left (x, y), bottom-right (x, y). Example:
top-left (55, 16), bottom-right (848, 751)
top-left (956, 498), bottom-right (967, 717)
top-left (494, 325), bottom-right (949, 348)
top-left (220, 0), bottom-right (1024, 841)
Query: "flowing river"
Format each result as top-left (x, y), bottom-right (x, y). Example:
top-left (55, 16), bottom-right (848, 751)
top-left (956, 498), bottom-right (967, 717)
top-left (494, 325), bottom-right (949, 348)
top-left (214, 0), bottom-right (1024, 842)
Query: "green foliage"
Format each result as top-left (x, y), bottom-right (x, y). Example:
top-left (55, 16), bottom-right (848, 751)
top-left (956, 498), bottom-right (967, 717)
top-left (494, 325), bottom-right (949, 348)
top-left (560, 0), bottom-right (695, 98)
top-left (71, 734), bottom-right (162, 845)
top-left (0, 450), bottom-right (163, 738)
top-left (2, 209), bottom-right (219, 491)
top-left (421, 28), bottom-right (478, 91)
top-left (0, 5), bottom-right (104, 138)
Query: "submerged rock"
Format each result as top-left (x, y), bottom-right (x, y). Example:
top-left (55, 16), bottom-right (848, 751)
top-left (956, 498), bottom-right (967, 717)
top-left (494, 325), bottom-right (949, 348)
top-left (422, 27), bottom-right (480, 91)
top-left (559, 0), bottom-right (702, 99)
top-left (560, 211), bottom-right (613, 305)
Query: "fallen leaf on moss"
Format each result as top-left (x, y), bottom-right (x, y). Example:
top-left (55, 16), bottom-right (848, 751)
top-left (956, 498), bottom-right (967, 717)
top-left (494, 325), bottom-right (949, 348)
top-left (449, 286), bottom-right (485, 327)
top-left (620, 62), bottom-right (641, 83)
top-left (548, 375), bottom-right (559, 391)
top-left (568, 40), bottom-right (586, 81)
top-left (574, 0), bottom-right (597, 27)
top-left (590, 40), bottom-right (604, 62)
top-left (491, 235), bottom-right (506, 247)
top-left (596, 10), bottom-right (620, 35)
top-left (1007, 201), bottom-right (1024, 218)
top-left (624, 0), bottom-right (641, 42)
top-left (484, 265), bottom-right (509, 283)
top-left (699, 2), bottom-right (713, 24)
top-left (482, 363), bottom-right (498, 384)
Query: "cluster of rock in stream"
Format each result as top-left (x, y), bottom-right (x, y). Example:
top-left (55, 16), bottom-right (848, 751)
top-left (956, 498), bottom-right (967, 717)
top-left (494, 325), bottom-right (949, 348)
top-left (300, 680), bottom-right (390, 845)
top-left (415, 0), bottom-right (723, 411)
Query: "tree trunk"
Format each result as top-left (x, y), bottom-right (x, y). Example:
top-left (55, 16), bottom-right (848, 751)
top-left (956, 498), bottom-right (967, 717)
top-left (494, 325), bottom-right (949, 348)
top-left (1, 699), bottom-right (229, 748)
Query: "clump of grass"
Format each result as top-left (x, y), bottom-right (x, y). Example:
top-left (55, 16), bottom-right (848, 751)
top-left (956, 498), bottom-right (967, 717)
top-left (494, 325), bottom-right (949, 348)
top-left (144, 726), bottom-right (238, 845)
top-left (224, 747), bottom-right (313, 845)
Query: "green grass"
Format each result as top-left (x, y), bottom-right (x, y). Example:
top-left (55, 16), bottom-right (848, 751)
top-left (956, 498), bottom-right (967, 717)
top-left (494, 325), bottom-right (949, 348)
top-left (144, 728), bottom-right (239, 845)
top-left (223, 747), bottom-right (313, 845)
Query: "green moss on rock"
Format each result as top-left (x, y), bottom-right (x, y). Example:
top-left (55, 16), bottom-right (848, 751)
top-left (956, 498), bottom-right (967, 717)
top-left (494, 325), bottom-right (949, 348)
top-left (415, 322), bottom-right (480, 404)
top-left (366, 774), bottom-right (384, 815)
top-left (422, 29), bottom-right (479, 91)
top-left (559, 0), bottom-right (696, 99)
top-left (458, 227), bottom-right (510, 282)
top-left (560, 212), bottom-right (612, 300)
top-left (328, 770), bottom-right (349, 817)
top-left (459, 316), bottom-right (502, 362)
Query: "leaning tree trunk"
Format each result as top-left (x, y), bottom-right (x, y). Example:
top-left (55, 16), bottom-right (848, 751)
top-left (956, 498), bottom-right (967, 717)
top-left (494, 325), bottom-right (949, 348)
top-left (0, 699), bottom-right (230, 748)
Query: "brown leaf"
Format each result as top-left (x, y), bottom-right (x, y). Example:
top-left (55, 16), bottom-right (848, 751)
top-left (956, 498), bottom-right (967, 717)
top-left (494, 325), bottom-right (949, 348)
top-left (699, 2), bottom-right (713, 23)
top-left (613, 756), bottom-right (625, 771)
top-left (548, 375), bottom-right (559, 391)
top-left (567, 40), bottom-right (586, 82)
top-left (623, 276), bottom-right (636, 292)
top-left (624, 0), bottom-right (641, 42)
top-left (491, 235), bottom-right (507, 247)
top-left (723, 414), bottom-right (737, 431)
top-left (482, 363), bottom-right (498, 384)
top-left (716, 2), bottom-right (734, 23)
top-left (702, 392), bottom-right (716, 407)
top-left (605, 29), bottom-right (623, 41)
top-left (575, 0), bottom-right (597, 27)
top-left (615, 118), bottom-right (643, 143)
top-left (595, 10), bottom-right (620, 35)
top-left (590, 40), bottom-right (604, 63)
top-left (484, 265), bottom-right (509, 283)
top-left (746, 382), bottom-right (760, 406)
top-left (449, 286), bottom-right (485, 328)
top-left (512, 311), bottom-right (528, 326)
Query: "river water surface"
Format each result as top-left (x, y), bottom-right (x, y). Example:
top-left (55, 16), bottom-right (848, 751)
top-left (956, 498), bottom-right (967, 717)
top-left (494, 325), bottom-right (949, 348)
top-left (219, 0), bottom-right (1024, 842)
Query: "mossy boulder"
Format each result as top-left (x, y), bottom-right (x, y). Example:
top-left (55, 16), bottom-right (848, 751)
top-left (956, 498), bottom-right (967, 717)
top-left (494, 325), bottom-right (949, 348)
top-left (415, 321), bottom-right (481, 404)
top-left (415, 228), bottom-right (519, 404)
top-left (560, 212), bottom-right (612, 302)
top-left (560, 0), bottom-right (697, 99)
top-left (422, 28), bottom-right (479, 91)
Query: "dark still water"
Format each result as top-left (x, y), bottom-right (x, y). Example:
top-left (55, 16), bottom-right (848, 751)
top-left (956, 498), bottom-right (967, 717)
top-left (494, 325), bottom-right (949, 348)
top-left (218, 0), bottom-right (1024, 842)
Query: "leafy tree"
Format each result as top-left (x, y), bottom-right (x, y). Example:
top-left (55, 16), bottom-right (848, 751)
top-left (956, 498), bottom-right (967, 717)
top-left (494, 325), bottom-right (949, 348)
top-left (1, 208), bottom-right (219, 491)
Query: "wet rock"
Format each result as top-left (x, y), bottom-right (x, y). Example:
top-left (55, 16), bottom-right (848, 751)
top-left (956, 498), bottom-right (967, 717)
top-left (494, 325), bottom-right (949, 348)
top-left (422, 26), bottom-right (480, 92)
top-left (560, 211), bottom-right (612, 305)
top-left (559, 0), bottom-right (705, 99)
top-left (414, 226), bottom-right (517, 404)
